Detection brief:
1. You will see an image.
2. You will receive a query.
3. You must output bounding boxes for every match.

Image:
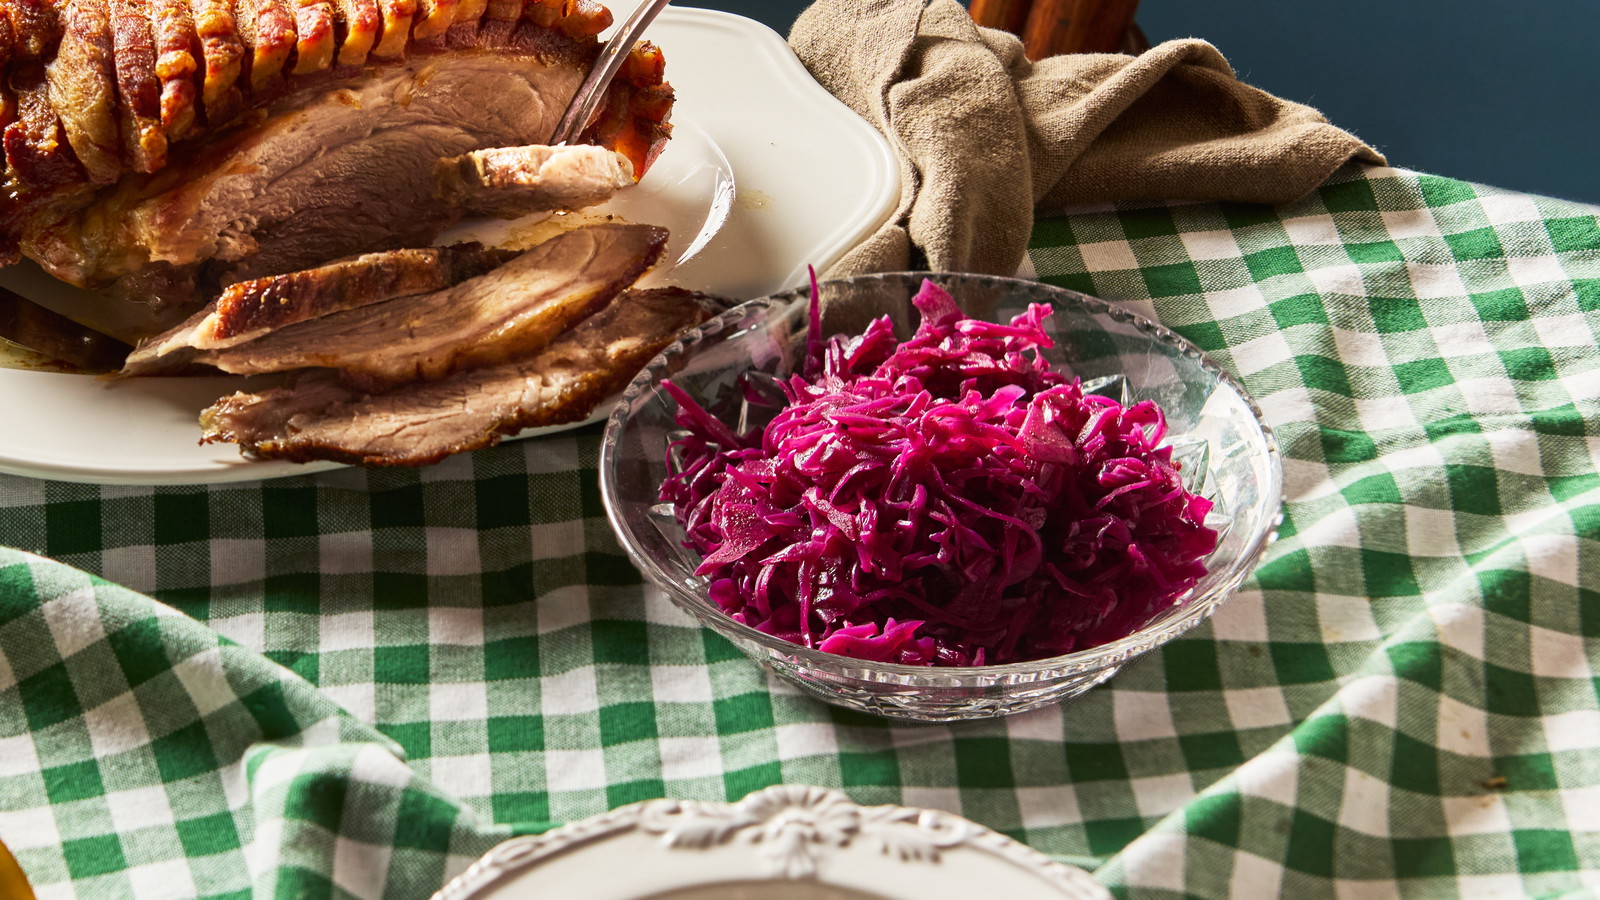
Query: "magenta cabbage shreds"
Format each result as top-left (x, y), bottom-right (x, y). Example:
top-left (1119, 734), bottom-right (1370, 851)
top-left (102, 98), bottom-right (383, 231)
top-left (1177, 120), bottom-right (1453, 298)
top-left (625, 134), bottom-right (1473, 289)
top-left (660, 279), bottom-right (1218, 667)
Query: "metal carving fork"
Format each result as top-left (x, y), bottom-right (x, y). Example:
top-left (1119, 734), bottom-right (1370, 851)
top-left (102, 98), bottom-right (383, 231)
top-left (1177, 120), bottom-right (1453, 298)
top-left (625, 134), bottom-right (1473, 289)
top-left (549, 0), bottom-right (673, 146)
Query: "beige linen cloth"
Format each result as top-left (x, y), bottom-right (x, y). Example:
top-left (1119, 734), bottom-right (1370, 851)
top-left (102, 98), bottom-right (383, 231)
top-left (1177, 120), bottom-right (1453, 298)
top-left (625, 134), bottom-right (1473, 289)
top-left (789, 0), bottom-right (1386, 278)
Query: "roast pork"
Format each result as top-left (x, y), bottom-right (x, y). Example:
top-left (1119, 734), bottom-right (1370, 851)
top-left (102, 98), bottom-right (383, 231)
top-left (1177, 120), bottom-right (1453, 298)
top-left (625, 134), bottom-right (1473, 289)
top-left (0, 0), bottom-right (673, 328)
top-left (122, 241), bottom-right (520, 372)
top-left (2, 0), bottom-right (706, 470)
top-left (199, 285), bottom-right (715, 465)
top-left (183, 222), bottom-right (668, 387)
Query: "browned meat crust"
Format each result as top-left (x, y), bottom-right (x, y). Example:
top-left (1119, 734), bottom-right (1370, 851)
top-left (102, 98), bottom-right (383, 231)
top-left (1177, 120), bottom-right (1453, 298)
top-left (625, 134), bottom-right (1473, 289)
top-left (328, 0), bottom-right (377, 66)
top-left (369, 0), bottom-right (411, 57)
top-left (47, 0), bottom-right (120, 184)
top-left (199, 286), bottom-right (714, 466)
top-left (108, 0), bottom-right (166, 171)
top-left (122, 241), bottom-right (520, 372)
top-left (235, 0), bottom-right (296, 92)
top-left (190, 223), bottom-right (668, 387)
top-left (409, 0), bottom-right (452, 40)
top-left (445, 0), bottom-right (484, 36)
top-left (188, 0), bottom-right (244, 120)
top-left (4, 63), bottom-right (81, 197)
top-left (5, 0), bottom-right (62, 59)
top-left (150, 0), bottom-right (199, 138)
top-left (0, 0), bottom-right (674, 271)
top-left (288, 0), bottom-right (332, 73)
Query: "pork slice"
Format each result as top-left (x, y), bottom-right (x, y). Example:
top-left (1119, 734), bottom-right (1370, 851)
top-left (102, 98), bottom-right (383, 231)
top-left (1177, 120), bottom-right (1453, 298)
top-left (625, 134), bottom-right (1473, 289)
top-left (369, 0), bottom-right (412, 57)
top-left (150, 0), bottom-right (199, 139)
top-left (553, 0), bottom-right (609, 38)
top-left (45, 0), bottom-right (120, 184)
top-left (328, 0), bottom-right (377, 66)
top-left (234, 0), bottom-right (296, 93)
top-left (4, 0), bottom-right (62, 59)
top-left (287, 0), bottom-right (333, 73)
top-left (200, 285), bottom-right (713, 466)
top-left (122, 241), bottom-right (520, 373)
top-left (3, 63), bottom-right (83, 195)
top-left (188, 0), bottom-right (244, 120)
top-left (108, 0), bottom-right (167, 172)
top-left (434, 144), bottom-right (634, 219)
top-left (193, 222), bottom-right (668, 387)
top-left (409, 0), bottom-right (452, 40)
top-left (25, 52), bottom-right (589, 301)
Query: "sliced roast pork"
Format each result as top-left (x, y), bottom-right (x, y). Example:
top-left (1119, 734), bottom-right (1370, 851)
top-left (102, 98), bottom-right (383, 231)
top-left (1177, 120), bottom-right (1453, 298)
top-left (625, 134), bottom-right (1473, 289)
top-left (190, 222), bottom-right (667, 387)
top-left (108, 0), bottom-right (166, 172)
top-left (28, 51), bottom-right (588, 303)
top-left (46, 0), bottom-right (121, 185)
top-left (200, 286), bottom-right (714, 465)
top-left (122, 241), bottom-right (520, 374)
top-left (287, 0), bottom-right (335, 74)
top-left (435, 144), bottom-right (635, 218)
top-left (2, 0), bottom-right (673, 332)
top-left (187, 0), bottom-right (246, 119)
top-left (0, 0), bottom-right (688, 470)
top-left (150, 0), bottom-right (201, 140)
top-left (237, 0), bottom-right (298, 93)
top-left (4, 64), bottom-right (84, 206)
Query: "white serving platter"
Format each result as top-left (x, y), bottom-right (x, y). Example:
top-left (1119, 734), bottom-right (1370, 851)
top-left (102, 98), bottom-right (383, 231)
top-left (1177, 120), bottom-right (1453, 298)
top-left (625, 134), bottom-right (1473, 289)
top-left (0, 8), bottom-right (898, 485)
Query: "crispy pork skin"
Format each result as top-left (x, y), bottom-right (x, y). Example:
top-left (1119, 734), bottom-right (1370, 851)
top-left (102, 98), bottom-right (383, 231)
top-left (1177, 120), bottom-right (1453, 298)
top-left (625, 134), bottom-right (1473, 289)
top-left (0, 0), bottom-right (686, 470)
top-left (435, 143), bottom-right (634, 218)
top-left (46, 0), bottom-right (121, 185)
top-left (199, 286), bottom-right (713, 465)
top-left (28, 51), bottom-right (588, 293)
top-left (1, 0), bottom-right (674, 322)
top-left (191, 222), bottom-right (667, 387)
top-left (109, 0), bottom-right (166, 172)
top-left (122, 242), bottom-right (520, 374)
top-left (150, 0), bottom-right (201, 139)
top-left (187, 0), bottom-right (246, 118)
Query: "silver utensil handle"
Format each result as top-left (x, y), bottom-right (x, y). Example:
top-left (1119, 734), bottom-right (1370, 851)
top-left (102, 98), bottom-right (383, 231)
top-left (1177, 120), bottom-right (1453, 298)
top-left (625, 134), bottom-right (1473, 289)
top-left (549, 0), bottom-right (673, 146)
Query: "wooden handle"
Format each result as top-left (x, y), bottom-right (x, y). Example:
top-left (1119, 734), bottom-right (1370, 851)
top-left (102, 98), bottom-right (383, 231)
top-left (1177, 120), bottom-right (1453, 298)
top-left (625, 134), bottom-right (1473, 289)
top-left (1018, 0), bottom-right (1143, 59)
top-left (968, 0), bottom-right (1030, 34)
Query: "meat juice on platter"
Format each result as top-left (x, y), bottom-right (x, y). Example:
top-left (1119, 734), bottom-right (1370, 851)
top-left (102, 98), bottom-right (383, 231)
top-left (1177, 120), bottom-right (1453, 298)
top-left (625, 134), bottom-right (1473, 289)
top-left (661, 279), bottom-right (1220, 667)
top-left (0, 0), bottom-right (716, 465)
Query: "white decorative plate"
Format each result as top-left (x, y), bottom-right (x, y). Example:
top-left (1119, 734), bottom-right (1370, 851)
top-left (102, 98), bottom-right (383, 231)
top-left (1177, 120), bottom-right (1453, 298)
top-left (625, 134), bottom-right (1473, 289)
top-left (0, 8), bottom-right (898, 485)
top-left (434, 785), bottom-right (1110, 900)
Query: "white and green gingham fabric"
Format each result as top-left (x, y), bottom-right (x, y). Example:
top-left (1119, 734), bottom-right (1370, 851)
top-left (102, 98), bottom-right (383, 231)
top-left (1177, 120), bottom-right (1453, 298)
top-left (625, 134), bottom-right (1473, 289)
top-left (1, 162), bottom-right (1597, 898)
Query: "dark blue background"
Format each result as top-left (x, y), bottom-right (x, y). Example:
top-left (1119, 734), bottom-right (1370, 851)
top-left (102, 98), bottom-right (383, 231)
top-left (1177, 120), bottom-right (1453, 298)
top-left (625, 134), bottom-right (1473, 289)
top-left (683, 1), bottom-right (1600, 206)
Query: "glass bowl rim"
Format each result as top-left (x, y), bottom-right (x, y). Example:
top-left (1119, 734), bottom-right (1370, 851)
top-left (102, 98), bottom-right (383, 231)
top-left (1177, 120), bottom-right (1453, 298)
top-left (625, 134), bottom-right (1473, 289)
top-left (600, 270), bottom-right (1284, 679)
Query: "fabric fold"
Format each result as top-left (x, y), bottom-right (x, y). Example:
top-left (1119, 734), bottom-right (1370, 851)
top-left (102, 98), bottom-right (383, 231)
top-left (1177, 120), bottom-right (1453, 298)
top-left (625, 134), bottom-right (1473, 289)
top-left (0, 549), bottom-right (500, 898)
top-left (790, 0), bottom-right (1385, 278)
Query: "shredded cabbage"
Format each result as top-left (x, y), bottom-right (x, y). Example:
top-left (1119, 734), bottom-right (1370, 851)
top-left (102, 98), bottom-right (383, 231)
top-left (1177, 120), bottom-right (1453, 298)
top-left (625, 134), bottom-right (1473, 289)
top-left (660, 278), bottom-right (1217, 666)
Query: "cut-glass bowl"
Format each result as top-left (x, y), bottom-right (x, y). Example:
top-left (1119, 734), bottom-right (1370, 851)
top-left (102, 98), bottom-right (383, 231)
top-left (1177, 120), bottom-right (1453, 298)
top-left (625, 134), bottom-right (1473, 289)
top-left (600, 272), bottom-right (1282, 722)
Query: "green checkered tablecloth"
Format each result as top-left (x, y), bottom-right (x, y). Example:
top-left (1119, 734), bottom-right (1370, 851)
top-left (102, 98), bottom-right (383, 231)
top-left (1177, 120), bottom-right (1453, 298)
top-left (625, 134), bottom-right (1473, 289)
top-left (2, 162), bottom-right (1597, 898)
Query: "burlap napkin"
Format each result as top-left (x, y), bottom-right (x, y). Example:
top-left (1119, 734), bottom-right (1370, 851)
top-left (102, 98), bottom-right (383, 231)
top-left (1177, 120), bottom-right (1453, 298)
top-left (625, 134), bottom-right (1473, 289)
top-left (789, 0), bottom-right (1386, 278)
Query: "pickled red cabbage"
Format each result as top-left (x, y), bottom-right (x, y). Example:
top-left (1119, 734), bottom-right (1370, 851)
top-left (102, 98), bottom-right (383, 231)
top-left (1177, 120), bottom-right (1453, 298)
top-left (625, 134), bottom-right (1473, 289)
top-left (660, 279), bottom-right (1217, 667)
